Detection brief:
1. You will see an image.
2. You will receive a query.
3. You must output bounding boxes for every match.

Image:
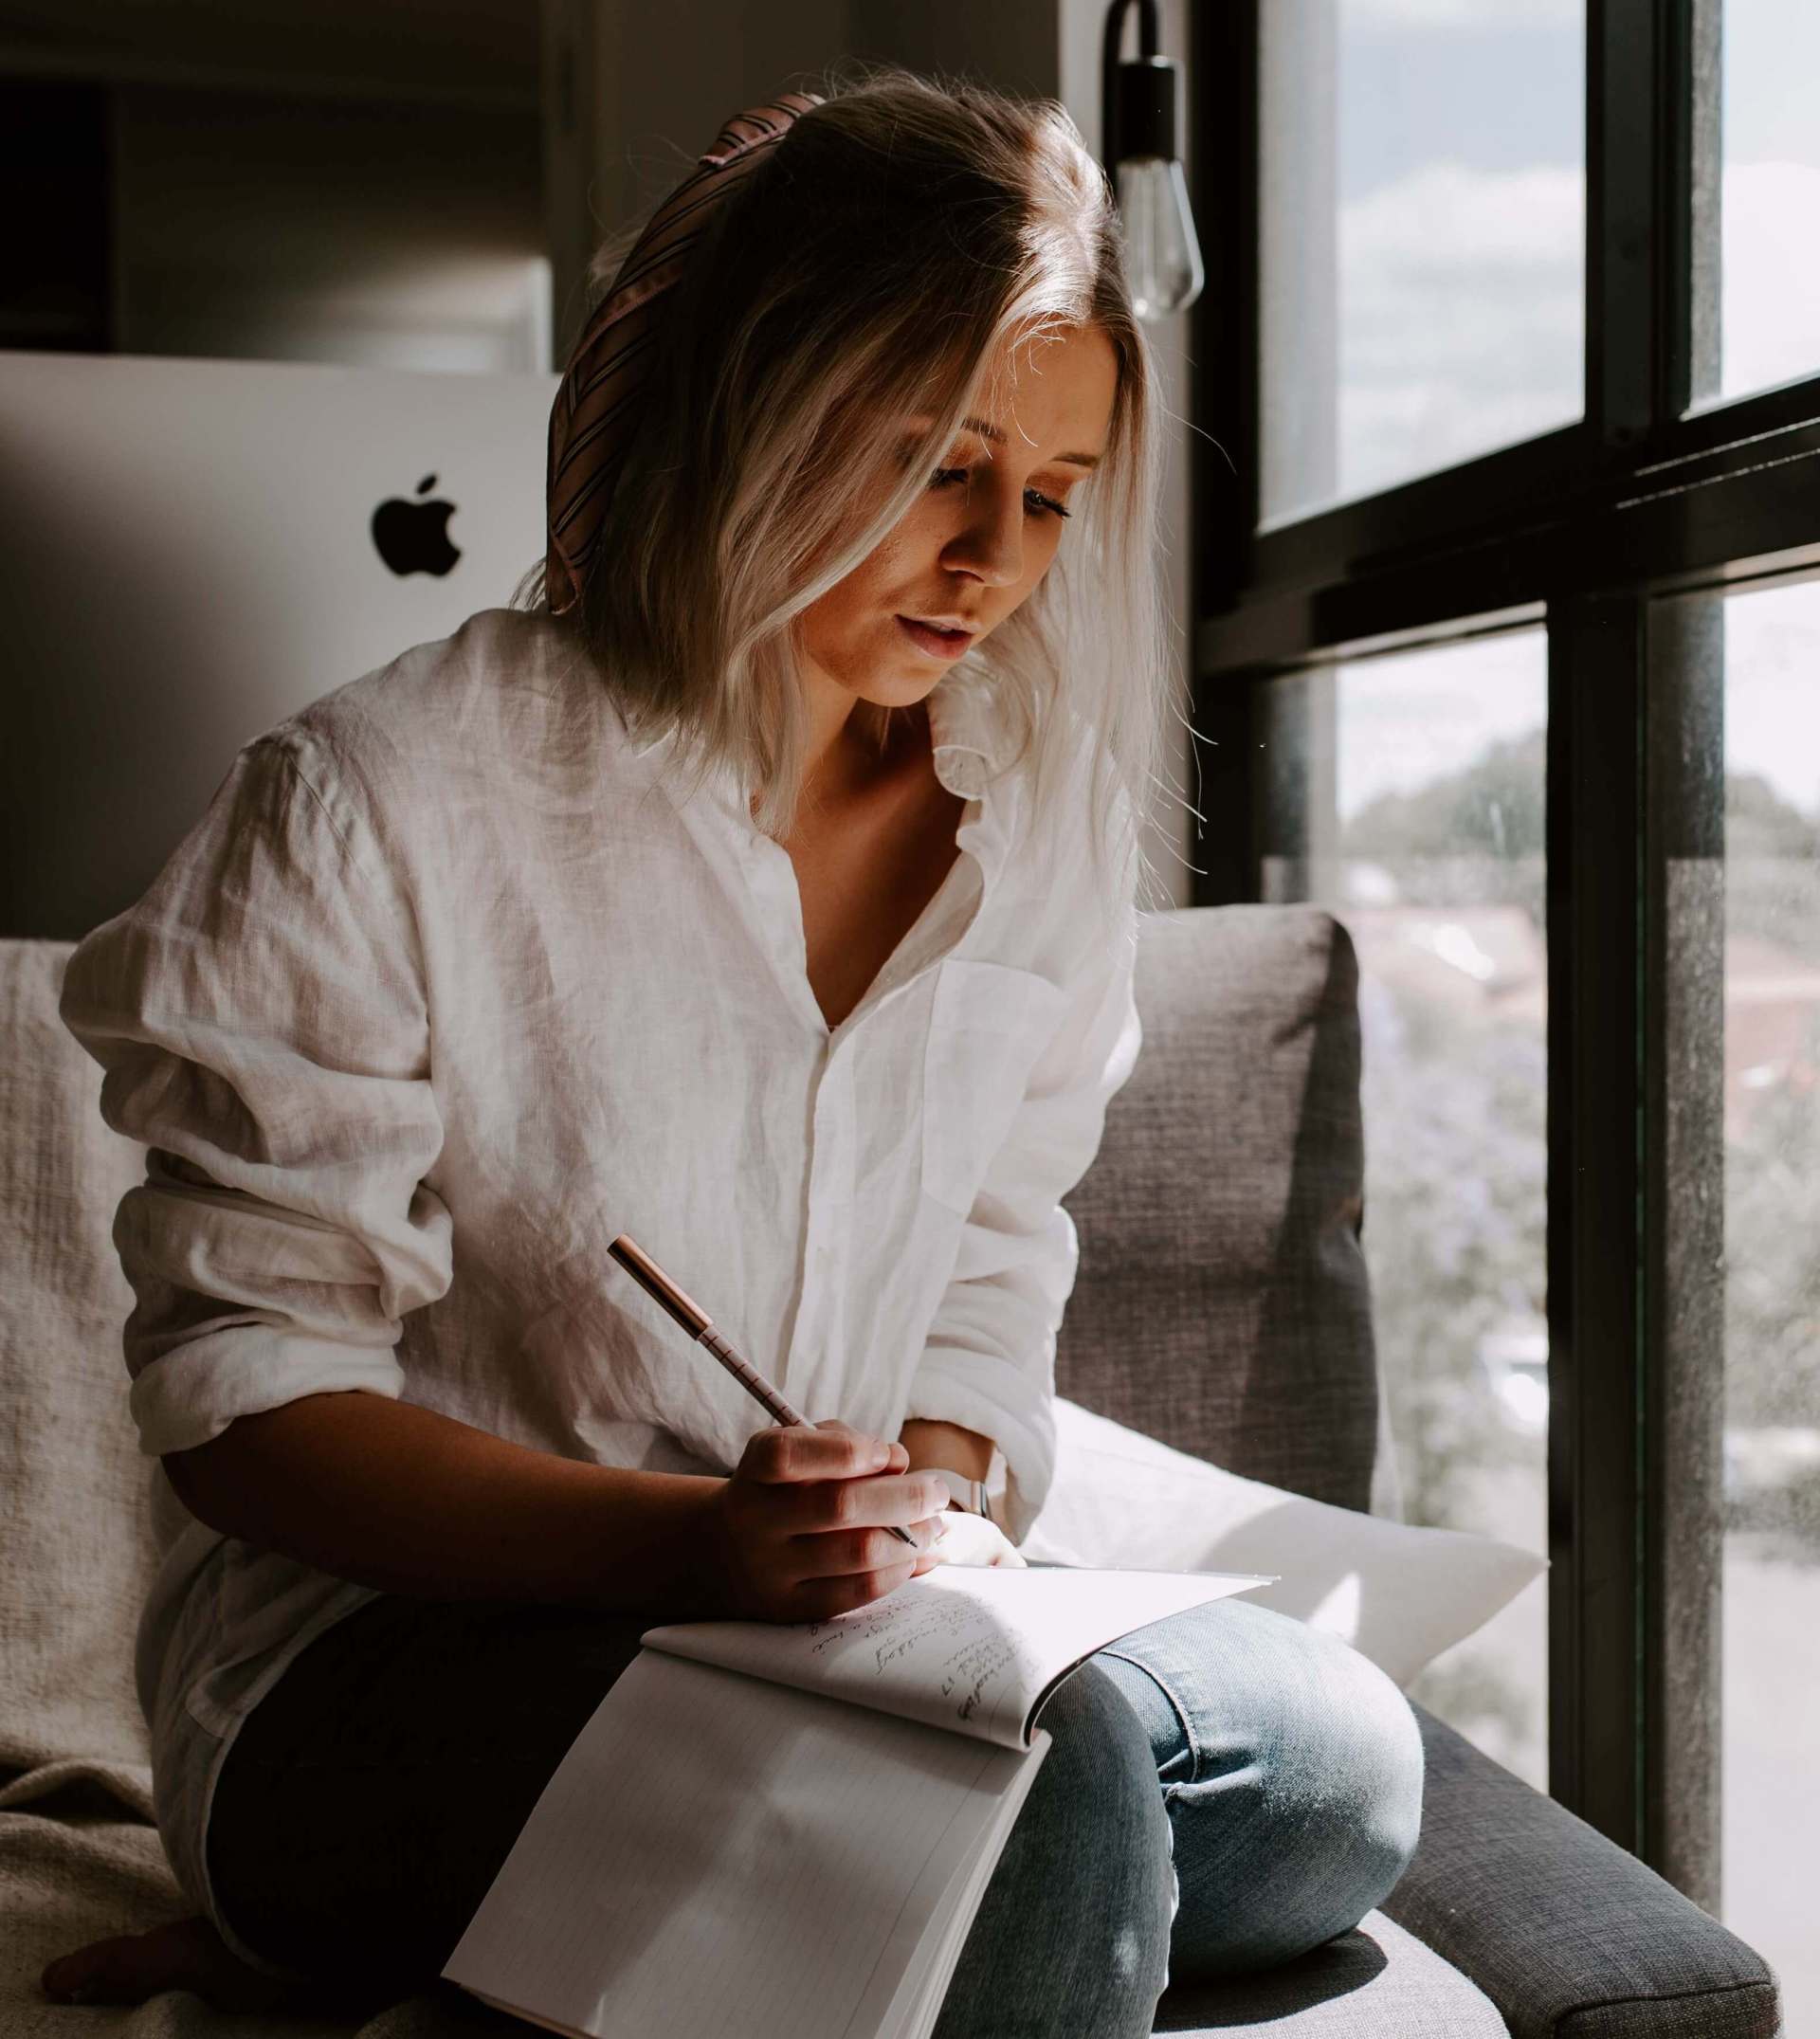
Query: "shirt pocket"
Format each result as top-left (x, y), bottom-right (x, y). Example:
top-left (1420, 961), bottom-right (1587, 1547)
top-left (921, 958), bottom-right (1070, 1218)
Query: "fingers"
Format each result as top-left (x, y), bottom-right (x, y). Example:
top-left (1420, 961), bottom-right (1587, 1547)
top-left (922, 1512), bottom-right (1025, 1569)
top-left (735, 1430), bottom-right (945, 1534)
top-left (720, 1423), bottom-right (957, 1620)
top-left (790, 1518), bottom-right (948, 1581)
top-left (794, 1548), bottom-right (943, 1618)
top-left (743, 1421), bottom-right (906, 1484)
top-left (811, 1420), bottom-right (909, 1474)
top-left (781, 1469), bottom-right (951, 1537)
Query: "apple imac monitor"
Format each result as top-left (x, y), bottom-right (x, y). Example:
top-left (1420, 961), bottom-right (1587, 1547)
top-left (0, 350), bottom-right (560, 938)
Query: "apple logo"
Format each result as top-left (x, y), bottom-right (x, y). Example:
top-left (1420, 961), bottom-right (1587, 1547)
top-left (371, 474), bottom-right (461, 578)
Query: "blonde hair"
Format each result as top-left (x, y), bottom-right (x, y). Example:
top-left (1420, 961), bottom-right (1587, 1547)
top-left (512, 57), bottom-right (1183, 925)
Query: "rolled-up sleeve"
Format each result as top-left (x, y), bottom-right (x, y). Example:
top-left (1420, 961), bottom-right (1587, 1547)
top-left (904, 889), bottom-right (1143, 1545)
top-left (59, 726), bottom-right (453, 1461)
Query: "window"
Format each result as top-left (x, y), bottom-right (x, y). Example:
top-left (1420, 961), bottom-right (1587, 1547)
top-left (1261, 638), bottom-right (1550, 1792)
top-left (1258, 0), bottom-right (1584, 527)
top-left (1709, 4), bottom-right (1820, 406)
top-left (1192, 9), bottom-right (1820, 2018)
top-left (1716, 581), bottom-right (1820, 2011)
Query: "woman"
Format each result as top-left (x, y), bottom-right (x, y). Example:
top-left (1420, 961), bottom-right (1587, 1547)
top-left (43, 64), bottom-right (1423, 2035)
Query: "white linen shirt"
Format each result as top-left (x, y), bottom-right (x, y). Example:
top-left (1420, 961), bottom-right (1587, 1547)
top-left (58, 604), bottom-right (1142, 1973)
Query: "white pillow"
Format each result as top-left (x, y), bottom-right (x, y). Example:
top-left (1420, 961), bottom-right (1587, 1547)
top-left (1021, 1397), bottom-right (1546, 1688)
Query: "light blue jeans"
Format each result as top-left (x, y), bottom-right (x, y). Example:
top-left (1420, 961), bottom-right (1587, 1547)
top-left (204, 1568), bottom-right (1426, 2030)
top-left (928, 1576), bottom-right (1428, 2039)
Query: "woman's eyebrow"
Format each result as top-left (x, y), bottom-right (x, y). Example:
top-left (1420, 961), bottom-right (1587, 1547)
top-left (902, 415), bottom-right (1102, 471)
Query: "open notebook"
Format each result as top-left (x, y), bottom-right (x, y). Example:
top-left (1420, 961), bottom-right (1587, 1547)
top-left (441, 1563), bottom-right (1270, 2039)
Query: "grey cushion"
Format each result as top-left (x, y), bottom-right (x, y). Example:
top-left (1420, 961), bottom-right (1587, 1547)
top-left (1386, 1702), bottom-right (1782, 2037)
top-left (1061, 905), bottom-right (1377, 1508)
top-left (1153, 1907), bottom-right (1506, 2034)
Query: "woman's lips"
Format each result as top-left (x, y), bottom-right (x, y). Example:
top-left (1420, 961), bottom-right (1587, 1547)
top-left (897, 615), bottom-right (975, 659)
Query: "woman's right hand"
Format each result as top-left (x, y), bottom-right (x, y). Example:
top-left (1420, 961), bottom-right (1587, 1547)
top-left (710, 1419), bottom-right (949, 1622)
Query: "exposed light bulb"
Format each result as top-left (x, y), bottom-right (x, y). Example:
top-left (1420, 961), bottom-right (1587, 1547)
top-left (1103, 28), bottom-right (1204, 326)
top-left (1117, 155), bottom-right (1204, 321)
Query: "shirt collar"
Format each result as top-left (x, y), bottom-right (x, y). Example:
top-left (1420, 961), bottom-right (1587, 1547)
top-left (923, 664), bottom-right (1005, 799)
top-left (631, 664), bottom-right (1017, 954)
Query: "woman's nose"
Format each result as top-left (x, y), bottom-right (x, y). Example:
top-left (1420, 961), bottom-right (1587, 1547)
top-left (942, 496), bottom-right (1026, 588)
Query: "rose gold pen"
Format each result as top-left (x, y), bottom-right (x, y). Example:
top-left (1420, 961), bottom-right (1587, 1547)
top-left (608, 1232), bottom-right (919, 1545)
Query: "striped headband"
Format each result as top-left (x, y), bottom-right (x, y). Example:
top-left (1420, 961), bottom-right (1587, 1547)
top-left (543, 89), bottom-right (826, 618)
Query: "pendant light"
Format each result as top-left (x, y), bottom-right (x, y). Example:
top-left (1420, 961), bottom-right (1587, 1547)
top-left (1100, 0), bottom-right (1204, 321)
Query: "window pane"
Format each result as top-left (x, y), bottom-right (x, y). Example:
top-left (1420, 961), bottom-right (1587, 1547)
top-left (1260, 632), bottom-right (1550, 1790)
top-left (1720, 577), bottom-right (1820, 2028)
top-left (1710, 2), bottom-right (1820, 405)
top-left (1259, 0), bottom-right (1584, 530)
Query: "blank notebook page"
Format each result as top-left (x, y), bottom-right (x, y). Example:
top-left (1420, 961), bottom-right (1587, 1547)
top-left (442, 1648), bottom-right (1043, 2039)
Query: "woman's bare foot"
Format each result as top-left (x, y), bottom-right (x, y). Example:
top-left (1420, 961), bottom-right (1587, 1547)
top-left (41, 1915), bottom-right (322, 2013)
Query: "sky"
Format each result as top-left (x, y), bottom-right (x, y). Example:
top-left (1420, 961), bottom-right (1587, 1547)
top-left (1280, 0), bottom-right (1820, 823)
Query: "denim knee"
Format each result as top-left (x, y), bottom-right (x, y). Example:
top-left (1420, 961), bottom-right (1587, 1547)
top-left (1276, 1626), bottom-right (1428, 1928)
top-left (1101, 1601), bottom-right (1427, 1976)
top-left (933, 1657), bottom-right (1176, 2039)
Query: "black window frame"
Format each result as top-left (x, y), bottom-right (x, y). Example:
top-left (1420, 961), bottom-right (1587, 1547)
top-left (1190, 0), bottom-right (1820, 1911)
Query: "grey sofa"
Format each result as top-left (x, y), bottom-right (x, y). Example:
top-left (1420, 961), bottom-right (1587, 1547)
top-left (0, 910), bottom-right (1784, 2038)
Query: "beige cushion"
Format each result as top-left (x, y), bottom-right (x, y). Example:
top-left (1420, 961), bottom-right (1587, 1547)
top-left (0, 938), bottom-right (155, 1803)
top-left (0, 932), bottom-right (505, 2039)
